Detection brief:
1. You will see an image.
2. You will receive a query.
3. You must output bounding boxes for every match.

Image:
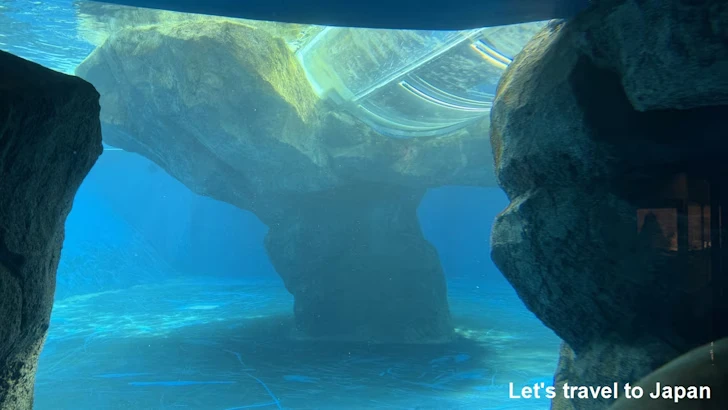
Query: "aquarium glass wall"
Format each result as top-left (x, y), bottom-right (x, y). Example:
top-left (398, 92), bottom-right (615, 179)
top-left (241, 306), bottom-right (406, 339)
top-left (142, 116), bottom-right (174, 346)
top-left (1, 0), bottom-right (568, 409)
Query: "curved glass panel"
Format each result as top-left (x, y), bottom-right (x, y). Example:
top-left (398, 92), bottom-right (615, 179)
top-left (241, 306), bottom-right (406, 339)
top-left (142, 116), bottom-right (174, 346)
top-left (297, 23), bottom-right (544, 137)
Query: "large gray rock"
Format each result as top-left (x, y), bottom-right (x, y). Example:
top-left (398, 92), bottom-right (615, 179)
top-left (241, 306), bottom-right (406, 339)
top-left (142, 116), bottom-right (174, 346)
top-left (0, 51), bottom-right (102, 409)
top-left (76, 19), bottom-right (492, 342)
top-left (489, 0), bottom-right (728, 409)
top-left (76, 20), bottom-right (493, 223)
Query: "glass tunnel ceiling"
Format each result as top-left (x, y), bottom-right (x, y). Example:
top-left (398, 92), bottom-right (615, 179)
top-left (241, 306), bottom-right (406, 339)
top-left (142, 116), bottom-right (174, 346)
top-left (0, 1), bottom-right (545, 139)
top-left (295, 23), bottom-right (545, 138)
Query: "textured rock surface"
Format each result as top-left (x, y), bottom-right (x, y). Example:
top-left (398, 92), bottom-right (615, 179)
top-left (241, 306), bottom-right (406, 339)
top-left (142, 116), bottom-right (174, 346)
top-left (490, 0), bottom-right (728, 409)
top-left (575, 0), bottom-right (728, 111)
top-left (0, 51), bottom-right (102, 409)
top-left (609, 338), bottom-right (727, 410)
top-left (76, 19), bottom-right (492, 342)
top-left (551, 343), bottom-right (576, 410)
top-left (264, 184), bottom-right (451, 343)
top-left (76, 20), bottom-right (493, 224)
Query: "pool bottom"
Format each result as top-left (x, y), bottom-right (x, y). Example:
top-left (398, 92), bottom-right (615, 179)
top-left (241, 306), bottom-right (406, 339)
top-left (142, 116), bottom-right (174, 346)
top-left (35, 279), bottom-right (559, 409)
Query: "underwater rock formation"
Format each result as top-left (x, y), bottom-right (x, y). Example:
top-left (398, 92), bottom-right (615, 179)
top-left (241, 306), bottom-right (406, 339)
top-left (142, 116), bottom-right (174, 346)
top-left (0, 51), bottom-right (102, 409)
top-left (264, 184), bottom-right (452, 343)
top-left (490, 1), bottom-right (728, 409)
top-left (76, 19), bottom-right (492, 343)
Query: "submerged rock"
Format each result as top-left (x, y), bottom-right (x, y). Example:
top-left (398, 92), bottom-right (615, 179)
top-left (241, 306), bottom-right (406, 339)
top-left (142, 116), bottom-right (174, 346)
top-left (265, 184), bottom-right (452, 343)
top-left (76, 19), bottom-right (492, 342)
top-left (77, 19), bottom-right (329, 224)
top-left (490, 0), bottom-right (728, 409)
top-left (77, 19), bottom-right (492, 222)
top-left (0, 51), bottom-right (102, 409)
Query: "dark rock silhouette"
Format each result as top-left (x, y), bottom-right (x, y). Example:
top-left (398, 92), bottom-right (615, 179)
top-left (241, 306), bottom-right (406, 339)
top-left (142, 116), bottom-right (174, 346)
top-left (0, 51), bottom-right (103, 409)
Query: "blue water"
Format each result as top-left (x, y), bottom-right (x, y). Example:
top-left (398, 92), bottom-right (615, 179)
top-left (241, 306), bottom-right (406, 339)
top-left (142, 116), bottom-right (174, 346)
top-left (0, 0), bottom-right (95, 73)
top-left (2, 2), bottom-right (561, 409)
